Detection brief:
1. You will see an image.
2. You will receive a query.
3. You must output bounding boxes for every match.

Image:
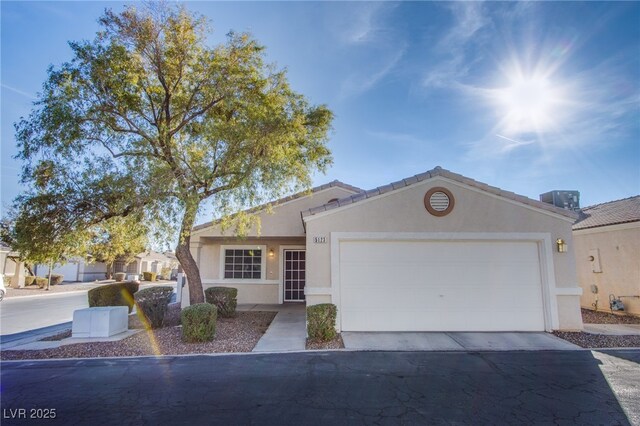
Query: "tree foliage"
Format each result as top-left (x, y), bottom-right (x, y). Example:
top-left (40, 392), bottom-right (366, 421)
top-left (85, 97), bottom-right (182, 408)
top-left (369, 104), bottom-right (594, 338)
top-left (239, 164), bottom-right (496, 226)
top-left (87, 215), bottom-right (148, 277)
top-left (14, 4), bottom-right (333, 303)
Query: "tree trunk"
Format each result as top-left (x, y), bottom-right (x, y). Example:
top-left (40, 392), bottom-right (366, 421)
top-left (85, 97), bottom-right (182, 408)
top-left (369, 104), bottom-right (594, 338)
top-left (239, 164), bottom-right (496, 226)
top-left (47, 260), bottom-right (52, 291)
top-left (175, 204), bottom-right (204, 305)
top-left (105, 262), bottom-right (113, 280)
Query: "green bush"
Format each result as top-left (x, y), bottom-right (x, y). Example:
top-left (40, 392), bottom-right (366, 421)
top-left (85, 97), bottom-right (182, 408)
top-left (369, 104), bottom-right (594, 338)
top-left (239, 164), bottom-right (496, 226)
top-left (204, 287), bottom-right (238, 318)
top-left (24, 276), bottom-right (36, 286)
top-left (307, 303), bottom-right (337, 342)
top-left (143, 271), bottom-right (157, 282)
top-left (160, 267), bottom-right (171, 280)
top-left (181, 303), bottom-right (217, 343)
top-left (50, 274), bottom-right (64, 286)
top-left (114, 272), bottom-right (127, 282)
top-left (134, 286), bottom-right (174, 329)
top-left (88, 282), bottom-right (139, 313)
top-left (35, 277), bottom-right (48, 288)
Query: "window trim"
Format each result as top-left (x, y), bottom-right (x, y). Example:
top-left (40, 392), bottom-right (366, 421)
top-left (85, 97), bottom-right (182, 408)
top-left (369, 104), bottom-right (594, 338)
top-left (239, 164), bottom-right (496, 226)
top-left (219, 245), bottom-right (267, 282)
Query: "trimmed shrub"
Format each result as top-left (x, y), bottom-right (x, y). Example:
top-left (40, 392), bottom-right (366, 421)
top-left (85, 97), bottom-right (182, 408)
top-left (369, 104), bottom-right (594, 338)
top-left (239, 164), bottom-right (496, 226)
top-left (35, 277), bottom-right (48, 288)
top-left (3, 275), bottom-right (11, 287)
top-left (50, 274), bottom-right (64, 286)
top-left (88, 282), bottom-right (139, 313)
top-left (181, 303), bottom-right (217, 343)
top-left (307, 303), bottom-right (337, 342)
top-left (204, 287), bottom-right (238, 318)
top-left (160, 267), bottom-right (172, 280)
top-left (143, 271), bottom-right (157, 282)
top-left (24, 276), bottom-right (36, 286)
top-left (114, 272), bottom-right (127, 282)
top-left (163, 303), bottom-right (182, 327)
top-left (134, 286), bottom-right (174, 329)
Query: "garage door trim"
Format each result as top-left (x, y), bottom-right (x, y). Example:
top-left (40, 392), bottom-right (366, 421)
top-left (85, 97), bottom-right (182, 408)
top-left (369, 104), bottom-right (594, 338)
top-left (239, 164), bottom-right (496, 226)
top-left (330, 232), bottom-right (559, 332)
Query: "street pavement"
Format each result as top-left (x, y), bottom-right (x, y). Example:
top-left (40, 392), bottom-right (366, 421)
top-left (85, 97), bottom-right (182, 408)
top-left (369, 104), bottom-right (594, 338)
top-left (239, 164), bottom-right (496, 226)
top-left (1, 350), bottom-right (638, 425)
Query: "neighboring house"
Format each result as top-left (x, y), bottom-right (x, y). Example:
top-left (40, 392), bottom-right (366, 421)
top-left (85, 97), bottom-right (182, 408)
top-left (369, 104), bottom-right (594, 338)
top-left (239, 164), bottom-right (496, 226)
top-left (115, 251), bottom-right (179, 279)
top-left (1, 244), bottom-right (19, 283)
top-left (192, 167), bottom-right (583, 332)
top-left (34, 258), bottom-right (107, 282)
top-left (573, 196), bottom-right (640, 316)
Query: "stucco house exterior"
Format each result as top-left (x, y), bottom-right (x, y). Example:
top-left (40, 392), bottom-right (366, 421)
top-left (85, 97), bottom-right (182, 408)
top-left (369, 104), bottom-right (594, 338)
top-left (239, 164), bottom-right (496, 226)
top-left (191, 167), bottom-right (584, 332)
top-left (573, 196), bottom-right (640, 316)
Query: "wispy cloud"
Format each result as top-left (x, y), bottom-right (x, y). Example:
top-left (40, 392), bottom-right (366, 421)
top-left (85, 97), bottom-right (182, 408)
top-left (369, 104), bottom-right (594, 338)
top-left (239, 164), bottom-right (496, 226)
top-left (333, 3), bottom-right (405, 99)
top-left (367, 130), bottom-right (433, 147)
top-left (339, 47), bottom-right (406, 99)
top-left (423, 2), bottom-right (490, 90)
top-left (336, 3), bottom-right (398, 45)
top-left (1, 83), bottom-right (36, 100)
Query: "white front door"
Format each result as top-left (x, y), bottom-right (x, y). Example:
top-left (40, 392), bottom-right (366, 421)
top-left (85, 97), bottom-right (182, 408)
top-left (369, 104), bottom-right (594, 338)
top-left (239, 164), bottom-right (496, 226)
top-left (338, 240), bottom-right (546, 331)
top-left (283, 249), bottom-right (306, 302)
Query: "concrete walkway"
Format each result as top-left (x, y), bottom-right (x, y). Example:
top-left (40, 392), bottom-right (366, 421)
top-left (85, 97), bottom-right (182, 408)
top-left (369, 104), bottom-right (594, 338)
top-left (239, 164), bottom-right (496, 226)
top-left (248, 303), bottom-right (306, 352)
top-left (583, 323), bottom-right (640, 335)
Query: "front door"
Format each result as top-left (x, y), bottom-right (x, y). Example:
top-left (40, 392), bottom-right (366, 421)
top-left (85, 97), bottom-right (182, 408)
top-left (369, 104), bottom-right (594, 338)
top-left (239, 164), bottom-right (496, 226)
top-left (284, 249), bottom-right (306, 302)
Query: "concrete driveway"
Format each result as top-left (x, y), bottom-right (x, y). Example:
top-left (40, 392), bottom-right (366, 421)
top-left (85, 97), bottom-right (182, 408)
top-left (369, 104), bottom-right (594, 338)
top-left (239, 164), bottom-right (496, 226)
top-left (342, 331), bottom-right (580, 351)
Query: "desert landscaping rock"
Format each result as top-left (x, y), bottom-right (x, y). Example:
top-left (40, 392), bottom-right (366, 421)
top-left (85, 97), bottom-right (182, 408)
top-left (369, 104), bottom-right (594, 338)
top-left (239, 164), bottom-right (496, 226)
top-left (306, 334), bottom-right (344, 350)
top-left (581, 308), bottom-right (640, 325)
top-left (1, 311), bottom-right (276, 360)
top-left (553, 331), bottom-right (640, 348)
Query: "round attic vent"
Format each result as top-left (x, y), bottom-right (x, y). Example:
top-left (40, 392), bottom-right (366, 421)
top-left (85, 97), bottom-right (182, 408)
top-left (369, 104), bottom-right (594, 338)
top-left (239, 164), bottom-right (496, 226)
top-left (424, 187), bottom-right (455, 217)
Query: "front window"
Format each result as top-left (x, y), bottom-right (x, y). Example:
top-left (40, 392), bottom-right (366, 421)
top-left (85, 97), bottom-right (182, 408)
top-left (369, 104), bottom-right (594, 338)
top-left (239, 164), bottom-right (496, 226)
top-left (224, 249), bottom-right (262, 279)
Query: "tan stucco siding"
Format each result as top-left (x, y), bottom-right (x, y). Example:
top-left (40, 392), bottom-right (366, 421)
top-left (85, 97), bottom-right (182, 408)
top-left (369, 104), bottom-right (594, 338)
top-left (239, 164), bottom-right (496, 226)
top-left (192, 186), bottom-right (357, 239)
top-left (193, 237), bottom-right (305, 304)
top-left (304, 177), bottom-right (581, 330)
top-left (203, 283), bottom-right (279, 304)
top-left (574, 223), bottom-right (640, 316)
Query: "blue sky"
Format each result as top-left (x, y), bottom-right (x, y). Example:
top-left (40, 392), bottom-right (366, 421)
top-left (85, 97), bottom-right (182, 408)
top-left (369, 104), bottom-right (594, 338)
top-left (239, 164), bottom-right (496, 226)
top-left (2, 1), bottom-right (639, 223)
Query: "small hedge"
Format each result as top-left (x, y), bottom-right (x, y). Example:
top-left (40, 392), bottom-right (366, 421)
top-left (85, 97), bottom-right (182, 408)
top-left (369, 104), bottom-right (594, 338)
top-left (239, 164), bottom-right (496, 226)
top-left (307, 303), bottom-right (337, 342)
top-left (143, 271), bottom-right (157, 282)
top-left (35, 277), bottom-right (48, 288)
top-left (24, 276), bottom-right (36, 286)
top-left (181, 303), bottom-right (217, 343)
top-left (134, 286), bottom-right (174, 329)
top-left (88, 282), bottom-right (139, 313)
top-left (50, 274), bottom-right (64, 286)
top-left (114, 272), bottom-right (126, 282)
top-left (204, 287), bottom-right (238, 318)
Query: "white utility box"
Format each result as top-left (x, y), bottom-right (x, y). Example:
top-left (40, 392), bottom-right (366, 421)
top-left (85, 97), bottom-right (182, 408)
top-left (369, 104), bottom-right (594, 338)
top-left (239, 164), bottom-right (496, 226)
top-left (72, 306), bottom-right (128, 338)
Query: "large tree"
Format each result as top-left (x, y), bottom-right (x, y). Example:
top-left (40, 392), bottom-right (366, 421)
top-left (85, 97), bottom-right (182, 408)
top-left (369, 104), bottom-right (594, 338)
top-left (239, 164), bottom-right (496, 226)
top-left (87, 215), bottom-right (148, 279)
top-left (15, 5), bottom-right (333, 303)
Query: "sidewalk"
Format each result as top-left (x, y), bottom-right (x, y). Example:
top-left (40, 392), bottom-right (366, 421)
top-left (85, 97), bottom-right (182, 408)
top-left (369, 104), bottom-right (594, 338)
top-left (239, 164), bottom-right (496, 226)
top-left (248, 304), bottom-right (306, 352)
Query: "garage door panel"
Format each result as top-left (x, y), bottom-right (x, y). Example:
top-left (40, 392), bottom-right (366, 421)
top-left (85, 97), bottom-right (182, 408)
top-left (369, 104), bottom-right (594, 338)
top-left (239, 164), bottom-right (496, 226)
top-left (338, 240), bottom-right (546, 332)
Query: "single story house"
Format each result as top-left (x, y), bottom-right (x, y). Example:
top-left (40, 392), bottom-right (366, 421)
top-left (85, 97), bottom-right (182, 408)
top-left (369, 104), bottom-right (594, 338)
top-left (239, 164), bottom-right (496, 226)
top-left (191, 167), bottom-right (583, 332)
top-left (114, 250), bottom-right (179, 279)
top-left (573, 196), bottom-right (640, 316)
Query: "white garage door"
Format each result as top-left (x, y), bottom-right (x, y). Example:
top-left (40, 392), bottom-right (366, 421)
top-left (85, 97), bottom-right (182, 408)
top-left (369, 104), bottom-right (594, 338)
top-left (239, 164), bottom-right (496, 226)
top-left (338, 240), bottom-right (546, 331)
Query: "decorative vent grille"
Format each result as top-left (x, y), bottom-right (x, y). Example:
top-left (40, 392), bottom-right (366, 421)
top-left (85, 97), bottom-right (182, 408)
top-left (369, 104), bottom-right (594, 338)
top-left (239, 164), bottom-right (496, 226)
top-left (424, 187), bottom-right (455, 217)
top-left (429, 192), bottom-right (450, 211)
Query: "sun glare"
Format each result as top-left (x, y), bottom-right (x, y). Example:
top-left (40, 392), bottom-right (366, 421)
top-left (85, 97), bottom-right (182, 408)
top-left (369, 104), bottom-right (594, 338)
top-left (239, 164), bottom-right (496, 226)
top-left (494, 71), bottom-right (564, 134)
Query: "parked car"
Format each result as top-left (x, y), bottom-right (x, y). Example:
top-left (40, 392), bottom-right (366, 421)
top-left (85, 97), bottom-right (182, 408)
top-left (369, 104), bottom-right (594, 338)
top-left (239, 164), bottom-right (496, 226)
top-left (0, 273), bottom-right (6, 301)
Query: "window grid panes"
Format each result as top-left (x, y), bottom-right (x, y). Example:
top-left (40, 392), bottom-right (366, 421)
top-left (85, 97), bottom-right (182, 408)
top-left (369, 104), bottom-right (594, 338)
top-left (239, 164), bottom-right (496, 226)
top-left (224, 249), bottom-right (262, 279)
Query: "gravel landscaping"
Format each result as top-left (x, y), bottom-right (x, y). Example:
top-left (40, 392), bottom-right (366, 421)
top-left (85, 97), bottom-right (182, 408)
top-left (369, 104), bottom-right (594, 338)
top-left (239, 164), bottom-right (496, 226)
top-left (306, 334), bottom-right (344, 350)
top-left (1, 311), bottom-right (276, 360)
top-left (581, 308), bottom-right (640, 324)
top-left (551, 308), bottom-right (640, 348)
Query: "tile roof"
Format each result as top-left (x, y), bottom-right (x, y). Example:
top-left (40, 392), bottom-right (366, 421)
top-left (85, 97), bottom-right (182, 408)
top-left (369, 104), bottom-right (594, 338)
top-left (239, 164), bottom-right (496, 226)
top-left (302, 166), bottom-right (579, 220)
top-left (192, 180), bottom-right (363, 232)
top-left (573, 196), bottom-right (640, 230)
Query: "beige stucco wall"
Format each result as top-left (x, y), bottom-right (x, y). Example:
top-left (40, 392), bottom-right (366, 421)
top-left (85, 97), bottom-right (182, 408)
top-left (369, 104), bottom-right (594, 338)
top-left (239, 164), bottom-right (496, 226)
top-left (192, 186), bottom-right (358, 239)
top-left (194, 237), bottom-right (305, 304)
top-left (304, 176), bottom-right (582, 330)
top-left (573, 223), bottom-right (640, 316)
